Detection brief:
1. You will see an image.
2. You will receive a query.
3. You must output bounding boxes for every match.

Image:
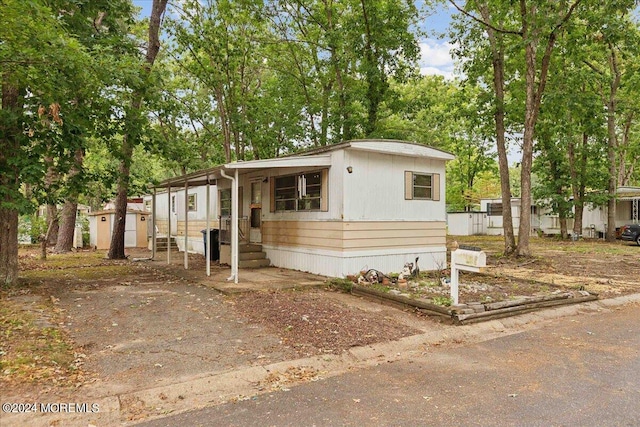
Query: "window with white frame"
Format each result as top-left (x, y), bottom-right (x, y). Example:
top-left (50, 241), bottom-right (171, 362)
top-left (413, 173), bottom-right (432, 199)
top-left (220, 189), bottom-right (231, 217)
top-left (404, 171), bottom-right (440, 201)
top-left (188, 193), bottom-right (197, 212)
top-left (273, 170), bottom-right (326, 212)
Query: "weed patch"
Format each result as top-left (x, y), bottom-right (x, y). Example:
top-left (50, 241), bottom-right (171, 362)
top-left (0, 299), bottom-right (86, 387)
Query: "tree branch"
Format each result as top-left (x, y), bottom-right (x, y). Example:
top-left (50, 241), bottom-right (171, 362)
top-left (447, 0), bottom-right (523, 36)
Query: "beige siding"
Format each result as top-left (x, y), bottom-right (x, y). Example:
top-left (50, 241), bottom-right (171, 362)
top-left (262, 220), bottom-right (343, 250)
top-left (175, 220), bottom-right (221, 237)
top-left (96, 214), bottom-right (111, 250)
top-left (136, 214), bottom-right (148, 248)
top-left (262, 220), bottom-right (446, 251)
top-left (342, 221), bottom-right (445, 250)
top-left (156, 219), bottom-right (169, 235)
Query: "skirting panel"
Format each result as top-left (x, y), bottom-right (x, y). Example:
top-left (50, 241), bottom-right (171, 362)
top-left (263, 245), bottom-right (447, 278)
top-left (174, 236), bottom-right (205, 254)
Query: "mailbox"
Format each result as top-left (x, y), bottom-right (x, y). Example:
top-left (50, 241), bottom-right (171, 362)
top-left (450, 248), bottom-right (488, 305)
top-left (451, 249), bottom-right (487, 272)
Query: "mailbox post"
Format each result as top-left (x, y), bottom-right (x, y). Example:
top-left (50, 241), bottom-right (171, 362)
top-left (450, 247), bottom-right (487, 305)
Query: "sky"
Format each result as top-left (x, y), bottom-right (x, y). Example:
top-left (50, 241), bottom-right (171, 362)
top-left (419, 3), bottom-right (456, 78)
top-left (132, 0), bottom-right (457, 78)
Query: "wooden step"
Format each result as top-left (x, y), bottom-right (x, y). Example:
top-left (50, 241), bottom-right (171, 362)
top-left (239, 258), bottom-right (271, 269)
top-left (153, 237), bottom-right (178, 251)
top-left (239, 251), bottom-right (267, 261)
top-left (239, 243), bottom-right (262, 253)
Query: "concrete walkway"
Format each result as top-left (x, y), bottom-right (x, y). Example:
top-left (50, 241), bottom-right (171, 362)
top-left (135, 248), bottom-right (328, 294)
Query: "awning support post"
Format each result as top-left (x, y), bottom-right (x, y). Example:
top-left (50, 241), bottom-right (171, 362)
top-left (220, 168), bottom-right (238, 284)
top-left (206, 174), bottom-right (211, 277)
top-left (184, 180), bottom-right (189, 270)
top-left (167, 186), bottom-right (171, 265)
top-left (152, 188), bottom-right (157, 259)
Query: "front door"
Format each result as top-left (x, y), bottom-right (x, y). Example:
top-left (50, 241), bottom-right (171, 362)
top-left (169, 194), bottom-right (178, 237)
top-left (249, 180), bottom-right (262, 243)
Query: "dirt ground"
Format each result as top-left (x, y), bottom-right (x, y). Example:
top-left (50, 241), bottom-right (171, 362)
top-left (0, 247), bottom-right (434, 422)
top-left (451, 235), bottom-right (640, 299)
top-left (1, 236), bottom-right (639, 423)
top-left (349, 236), bottom-right (640, 305)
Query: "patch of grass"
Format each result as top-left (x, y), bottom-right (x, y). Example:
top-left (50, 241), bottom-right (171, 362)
top-left (18, 249), bottom-right (107, 270)
top-left (328, 278), bottom-right (354, 293)
top-left (370, 283), bottom-right (391, 293)
top-left (0, 300), bottom-right (79, 386)
top-left (20, 264), bottom-right (137, 282)
top-left (431, 295), bottom-right (453, 307)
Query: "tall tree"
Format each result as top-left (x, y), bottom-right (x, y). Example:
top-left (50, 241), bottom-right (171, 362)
top-left (0, 0), bottom-right (94, 284)
top-left (450, 0), bottom-right (583, 256)
top-left (108, 0), bottom-right (168, 259)
top-left (377, 75), bottom-right (498, 211)
top-left (581, 3), bottom-right (639, 240)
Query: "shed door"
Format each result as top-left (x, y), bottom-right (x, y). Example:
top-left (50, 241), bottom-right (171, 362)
top-left (125, 213), bottom-right (137, 247)
top-left (170, 194), bottom-right (178, 237)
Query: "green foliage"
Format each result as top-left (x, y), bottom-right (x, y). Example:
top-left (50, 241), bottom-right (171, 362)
top-left (431, 295), bottom-right (453, 307)
top-left (328, 278), bottom-right (354, 293)
top-left (78, 214), bottom-right (90, 247)
top-left (379, 75), bottom-right (499, 211)
top-left (18, 215), bottom-right (46, 244)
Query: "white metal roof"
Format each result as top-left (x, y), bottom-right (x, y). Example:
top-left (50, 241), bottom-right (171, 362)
top-left (154, 139), bottom-right (453, 189)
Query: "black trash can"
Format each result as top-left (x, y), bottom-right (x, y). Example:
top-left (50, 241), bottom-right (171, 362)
top-left (201, 229), bottom-right (220, 261)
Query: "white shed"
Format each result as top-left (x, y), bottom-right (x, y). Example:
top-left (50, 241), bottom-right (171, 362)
top-left (447, 212), bottom-right (487, 236)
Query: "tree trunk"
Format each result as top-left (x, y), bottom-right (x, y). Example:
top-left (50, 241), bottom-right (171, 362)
top-left (55, 201), bottom-right (78, 253)
top-left (617, 112), bottom-right (634, 187)
top-left (0, 208), bottom-right (19, 285)
top-left (39, 215), bottom-right (58, 260)
top-left (55, 148), bottom-right (84, 252)
top-left (478, 3), bottom-right (515, 254)
top-left (46, 204), bottom-right (59, 246)
top-left (559, 216), bottom-right (568, 240)
top-left (605, 44), bottom-right (621, 242)
top-left (606, 106), bottom-right (618, 242)
top-left (107, 133), bottom-right (134, 259)
top-left (107, 0), bottom-right (168, 259)
top-left (0, 81), bottom-right (21, 285)
top-left (568, 133), bottom-right (587, 237)
top-left (516, 0), bottom-right (566, 256)
top-left (360, 0), bottom-right (384, 136)
top-left (324, 1), bottom-right (351, 141)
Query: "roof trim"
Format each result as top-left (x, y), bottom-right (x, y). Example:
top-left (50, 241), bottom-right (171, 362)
top-left (89, 209), bottom-right (150, 216)
top-left (225, 154), bottom-right (332, 169)
top-left (152, 139), bottom-right (454, 189)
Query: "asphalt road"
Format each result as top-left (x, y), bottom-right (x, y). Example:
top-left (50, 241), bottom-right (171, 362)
top-left (140, 303), bottom-right (640, 427)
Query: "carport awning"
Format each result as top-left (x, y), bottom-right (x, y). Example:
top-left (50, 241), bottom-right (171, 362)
top-left (616, 186), bottom-right (640, 200)
top-left (153, 155), bottom-right (332, 189)
top-left (149, 154), bottom-right (333, 284)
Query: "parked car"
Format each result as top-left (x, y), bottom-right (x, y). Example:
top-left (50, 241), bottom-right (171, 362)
top-left (619, 224), bottom-right (640, 245)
